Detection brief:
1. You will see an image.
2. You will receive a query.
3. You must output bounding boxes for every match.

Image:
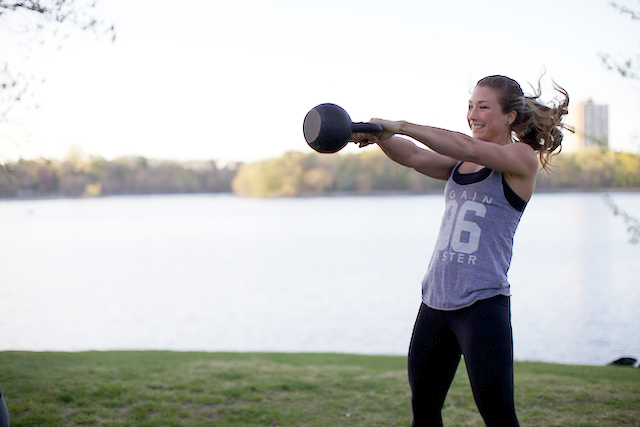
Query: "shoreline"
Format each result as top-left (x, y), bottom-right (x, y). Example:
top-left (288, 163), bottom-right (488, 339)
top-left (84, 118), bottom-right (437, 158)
top-left (1, 187), bottom-right (638, 202)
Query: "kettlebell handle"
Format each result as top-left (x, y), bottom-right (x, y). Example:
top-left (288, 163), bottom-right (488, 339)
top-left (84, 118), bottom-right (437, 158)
top-left (352, 122), bottom-right (384, 134)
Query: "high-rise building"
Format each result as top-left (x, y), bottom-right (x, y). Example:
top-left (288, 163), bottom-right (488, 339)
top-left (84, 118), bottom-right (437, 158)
top-left (564, 99), bottom-right (609, 151)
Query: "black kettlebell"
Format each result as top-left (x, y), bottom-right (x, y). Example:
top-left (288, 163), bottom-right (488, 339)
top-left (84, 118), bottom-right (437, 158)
top-left (303, 103), bottom-right (384, 153)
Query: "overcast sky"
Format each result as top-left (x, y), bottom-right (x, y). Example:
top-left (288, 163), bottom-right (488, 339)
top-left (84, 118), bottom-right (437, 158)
top-left (1, 0), bottom-right (639, 164)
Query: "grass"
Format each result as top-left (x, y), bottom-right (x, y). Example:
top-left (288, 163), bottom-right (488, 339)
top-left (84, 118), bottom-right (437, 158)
top-left (0, 351), bottom-right (639, 426)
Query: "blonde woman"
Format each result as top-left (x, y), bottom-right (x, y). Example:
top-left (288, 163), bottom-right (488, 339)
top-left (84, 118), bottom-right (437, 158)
top-left (353, 75), bottom-right (569, 426)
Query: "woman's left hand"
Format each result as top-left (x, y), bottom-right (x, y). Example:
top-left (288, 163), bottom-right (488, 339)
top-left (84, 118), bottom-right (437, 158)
top-left (352, 119), bottom-right (402, 147)
top-left (370, 118), bottom-right (402, 140)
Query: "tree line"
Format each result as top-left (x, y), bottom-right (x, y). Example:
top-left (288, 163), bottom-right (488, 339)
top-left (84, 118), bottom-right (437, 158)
top-left (232, 149), bottom-right (640, 197)
top-left (0, 155), bottom-right (239, 198)
top-left (1, 148), bottom-right (639, 199)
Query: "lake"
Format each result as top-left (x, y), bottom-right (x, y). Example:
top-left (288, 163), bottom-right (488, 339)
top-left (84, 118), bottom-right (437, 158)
top-left (1, 192), bottom-right (639, 366)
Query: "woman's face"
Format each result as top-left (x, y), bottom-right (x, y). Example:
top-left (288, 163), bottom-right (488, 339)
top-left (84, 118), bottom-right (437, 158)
top-left (467, 86), bottom-right (514, 144)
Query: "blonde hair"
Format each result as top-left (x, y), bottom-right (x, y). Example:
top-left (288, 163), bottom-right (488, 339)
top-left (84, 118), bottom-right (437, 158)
top-left (476, 75), bottom-right (571, 170)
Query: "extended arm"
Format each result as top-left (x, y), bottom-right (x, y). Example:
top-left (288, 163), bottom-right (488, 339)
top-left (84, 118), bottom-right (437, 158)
top-left (374, 136), bottom-right (458, 180)
top-left (374, 120), bottom-right (538, 180)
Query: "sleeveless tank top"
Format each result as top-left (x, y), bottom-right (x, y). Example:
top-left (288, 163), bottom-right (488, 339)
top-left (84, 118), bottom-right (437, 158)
top-left (422, 162), bottom-right (527, 310)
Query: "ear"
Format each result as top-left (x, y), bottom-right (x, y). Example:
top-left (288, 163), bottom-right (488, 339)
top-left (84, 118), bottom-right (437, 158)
top-left (506, 110), bottom-right (517, 124)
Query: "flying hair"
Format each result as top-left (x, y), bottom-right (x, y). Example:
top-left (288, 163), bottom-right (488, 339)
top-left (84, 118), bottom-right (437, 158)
top-left (476, 75), bottom-right (572, 171)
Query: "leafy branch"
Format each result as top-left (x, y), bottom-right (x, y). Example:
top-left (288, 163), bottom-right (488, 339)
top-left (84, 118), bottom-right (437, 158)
top-left (603, 194), bottom-right (640, 244)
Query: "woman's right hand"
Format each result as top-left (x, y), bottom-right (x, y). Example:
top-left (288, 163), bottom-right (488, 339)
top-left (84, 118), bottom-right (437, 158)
top-left (351, 132), bottom-right (377, 148)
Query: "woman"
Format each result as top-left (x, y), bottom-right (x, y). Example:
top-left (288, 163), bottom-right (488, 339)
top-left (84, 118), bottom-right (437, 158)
top-left (353, 75), bottom-right (569, 426)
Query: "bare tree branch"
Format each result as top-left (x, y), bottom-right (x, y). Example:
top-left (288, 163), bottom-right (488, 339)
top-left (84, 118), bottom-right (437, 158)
top-left (610, 1), bottom-right (640, 20)
top-left (599, 1), bottom-right (640, 80)
top-left (0, 0), bottom-right (115, 118)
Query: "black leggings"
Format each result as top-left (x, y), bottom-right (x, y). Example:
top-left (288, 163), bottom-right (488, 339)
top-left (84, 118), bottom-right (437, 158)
top-left (0, 389), bottom-right (9, 427)
top-left (408, 296), bottom-right (519, 427)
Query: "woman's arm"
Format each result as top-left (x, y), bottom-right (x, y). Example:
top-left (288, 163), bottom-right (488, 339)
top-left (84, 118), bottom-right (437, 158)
top-left (374, 136), bottom-right (458, 180)
top-left (373, 120), bottom-right (538, 180)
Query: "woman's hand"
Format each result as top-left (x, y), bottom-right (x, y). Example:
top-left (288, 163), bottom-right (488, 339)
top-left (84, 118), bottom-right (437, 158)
top-left (351, 132), bottom-right (376, 147)
top-left (352, 119), bottom-right (402, 147)
top-left (371, 118), bottom-right (402, 141)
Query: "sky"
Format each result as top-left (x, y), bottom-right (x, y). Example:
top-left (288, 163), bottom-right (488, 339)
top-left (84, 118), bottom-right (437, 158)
top-left (1, 0), bottom-right (639, 165)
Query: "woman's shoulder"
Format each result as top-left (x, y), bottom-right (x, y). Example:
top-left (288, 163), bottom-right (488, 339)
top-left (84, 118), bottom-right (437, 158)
top-left (499, 142), bottom-right (539, 174)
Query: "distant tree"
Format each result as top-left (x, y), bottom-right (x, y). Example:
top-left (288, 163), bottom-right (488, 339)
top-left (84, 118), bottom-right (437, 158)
top-left (232, 152), bottom-right (305, 197)
top-left (303, 168), bottom-right (333, 195)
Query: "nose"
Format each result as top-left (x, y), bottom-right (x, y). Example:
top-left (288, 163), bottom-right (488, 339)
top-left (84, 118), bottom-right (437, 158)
top-left (467, 106), bottom-right (477, 122)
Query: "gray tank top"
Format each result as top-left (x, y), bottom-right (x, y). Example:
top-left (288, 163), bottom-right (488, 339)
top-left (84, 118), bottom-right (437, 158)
top-left (422, 162), bottom-right (527, 310)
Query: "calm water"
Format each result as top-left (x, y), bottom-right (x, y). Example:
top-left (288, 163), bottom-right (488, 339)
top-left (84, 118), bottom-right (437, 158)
top-left (1, 192), bottom-right (639, 366)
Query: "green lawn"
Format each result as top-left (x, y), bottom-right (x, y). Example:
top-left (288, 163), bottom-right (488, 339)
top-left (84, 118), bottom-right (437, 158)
top-left (0, 351), bottom-right (638, 426)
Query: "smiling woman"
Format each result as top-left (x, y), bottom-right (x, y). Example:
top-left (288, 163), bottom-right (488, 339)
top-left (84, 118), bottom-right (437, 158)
top-left (349, 75), bottom-right (570, 427)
